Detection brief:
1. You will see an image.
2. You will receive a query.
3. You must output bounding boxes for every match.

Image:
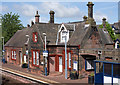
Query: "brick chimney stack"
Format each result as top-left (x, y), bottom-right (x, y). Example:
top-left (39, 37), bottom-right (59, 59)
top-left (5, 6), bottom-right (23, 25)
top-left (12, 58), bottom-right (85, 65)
top-left (35, 11), bottom-right (40, 24)
top-left (83, 16), bottom-right (87, 22)
top-left (49, 10), bottom-right (55, 23)
top-left (102, 18), bottom-right (106, 28)
top-left (87, 2), bottom-right (94, 19)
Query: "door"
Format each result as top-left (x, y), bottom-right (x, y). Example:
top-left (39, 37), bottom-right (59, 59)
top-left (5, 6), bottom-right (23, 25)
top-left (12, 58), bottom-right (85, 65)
top-left (20, 52), bottom-right (22, 65)
top-left (49, 57), bottom-right (55, 72)
top-left (24, 55), bottom-right (26, 63)
top-left (59, 57), bottom-right (62, 72)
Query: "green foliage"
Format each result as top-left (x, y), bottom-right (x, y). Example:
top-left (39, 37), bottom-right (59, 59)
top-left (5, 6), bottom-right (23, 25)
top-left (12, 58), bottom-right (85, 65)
top-left (115, 34), bottom-right (120, 39)
top-left (99, 22), bottom-right (116, 41)
top-left (2, 12), bottom-right (24, 44)
top-left (99, 24), bottom-right (103, 28)
top-left (90, 72), bottom-right (94, 76)
top-left (105, 22), bottom-right (116, 41)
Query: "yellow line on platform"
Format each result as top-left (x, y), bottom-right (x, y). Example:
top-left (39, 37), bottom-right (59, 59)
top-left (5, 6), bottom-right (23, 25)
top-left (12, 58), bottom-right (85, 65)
top-left (0, 67), bottom-right (59, 84)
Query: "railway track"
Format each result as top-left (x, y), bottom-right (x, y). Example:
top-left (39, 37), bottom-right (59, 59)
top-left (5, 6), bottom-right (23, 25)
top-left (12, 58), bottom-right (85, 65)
top-left (0, 67), bottom-right (58, 85)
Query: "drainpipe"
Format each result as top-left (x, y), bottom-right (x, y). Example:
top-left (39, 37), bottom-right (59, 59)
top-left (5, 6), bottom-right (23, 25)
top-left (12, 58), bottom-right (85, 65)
top-left (77, 46), bottom-right (80, 78)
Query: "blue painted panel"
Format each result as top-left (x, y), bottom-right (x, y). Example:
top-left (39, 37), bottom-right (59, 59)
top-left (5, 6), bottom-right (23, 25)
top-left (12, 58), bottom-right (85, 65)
top-left (95, 73), bottom-right (103, 84)
top-left (85, 59), bottom-right (87, 70)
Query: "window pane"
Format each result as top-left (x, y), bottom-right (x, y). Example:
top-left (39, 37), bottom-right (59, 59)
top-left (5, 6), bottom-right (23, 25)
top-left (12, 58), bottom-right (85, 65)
top-left (104, 63), bottom-right (111, 76)
top-left (35, 34), bottom-right (37, 41)
top-left (113, 64), bottom-right (120, 77)
top-left (33, 51), bottom-right (35, 64)
top-left (36, 51), bottom-right (39, 65)
top-left (14, 51), bottom-right (16, 59)
top-left (12, 51), bottom-right (13, 59)
top-left (69, 53), bottom-right (71, 68)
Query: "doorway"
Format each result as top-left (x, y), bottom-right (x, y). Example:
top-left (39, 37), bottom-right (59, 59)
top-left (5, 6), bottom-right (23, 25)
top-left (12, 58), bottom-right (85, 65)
top-left (59, 56), bottom-right (62, 72)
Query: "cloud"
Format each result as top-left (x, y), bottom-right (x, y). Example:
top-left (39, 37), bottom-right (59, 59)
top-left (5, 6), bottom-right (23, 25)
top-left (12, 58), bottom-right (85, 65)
top-left (14, 4), bottom-right (38, 17)
top-left (0, 5), bottom-right (9, 12)
top-left (40, 2), bottom-right (83, 18)
top-left (14, 2), bottom-right (84, 24)
top-left (94, 12), bottom-right (108, 23)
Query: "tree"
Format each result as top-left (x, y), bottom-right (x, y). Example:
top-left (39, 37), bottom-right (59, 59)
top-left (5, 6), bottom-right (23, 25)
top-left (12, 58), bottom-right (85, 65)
top-left (99, 22), bottom-right (116, 41)
top-left (2, 12), bottom-right (24, 44)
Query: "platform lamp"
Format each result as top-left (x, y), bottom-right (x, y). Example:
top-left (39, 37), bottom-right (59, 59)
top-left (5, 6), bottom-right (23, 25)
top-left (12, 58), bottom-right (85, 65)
top-left (43, 33), bottom-right (47, 76)
top-left (61, 29), bottom-right (68, 79)
top-left (25, 35), bottom-right (30, 71)
top-left (1, 37), bottom-right (4, 59)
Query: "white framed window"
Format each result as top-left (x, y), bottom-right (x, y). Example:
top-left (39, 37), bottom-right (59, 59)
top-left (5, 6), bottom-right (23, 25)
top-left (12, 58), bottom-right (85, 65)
top-left (33, 32), bottom-right (38, 42)
top-left (86, 60), bottom-right (94, 70)
top-left (32, 50), bottom-right (39, 66)
top-left (35, 34), bottom-right (37, 42)
top-left (11, 50), bottom-right (16, 60)
top-left (61, 30), bottom-right (69, 43)
top-left (69, 52), bottom-right (71, 68)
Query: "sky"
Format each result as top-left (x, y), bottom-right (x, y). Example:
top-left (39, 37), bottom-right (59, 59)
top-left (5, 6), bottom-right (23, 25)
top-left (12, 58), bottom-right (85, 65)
top-left (0, 1), bottom-right (119, 27)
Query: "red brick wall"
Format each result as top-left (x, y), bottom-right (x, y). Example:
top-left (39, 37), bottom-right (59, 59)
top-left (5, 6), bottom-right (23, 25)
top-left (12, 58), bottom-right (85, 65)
top-left (5, 46), bottom-right (22, 65)
top-left (84, 33), bottom-right (101, 49)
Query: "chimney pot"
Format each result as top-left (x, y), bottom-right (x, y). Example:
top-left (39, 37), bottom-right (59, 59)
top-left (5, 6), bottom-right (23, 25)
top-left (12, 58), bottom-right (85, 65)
top-left (35, 11), bottom-right (40, 23)
top-left (49, 10), bottom-right (55, 23)
top-left (102, 17), bottom-right (106, 28)
top-left (31, 21), bottom-right (34, 26)
top-left (27, 24), bottom-right (30, 28)
top-left (83, 16), bottom-right (87, 22)
top-left (87, 2), bottom-right (94, 19)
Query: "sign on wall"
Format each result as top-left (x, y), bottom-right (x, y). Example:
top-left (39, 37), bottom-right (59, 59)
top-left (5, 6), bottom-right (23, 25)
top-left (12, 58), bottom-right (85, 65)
top-left (43, 51), bottom-right (48, 57)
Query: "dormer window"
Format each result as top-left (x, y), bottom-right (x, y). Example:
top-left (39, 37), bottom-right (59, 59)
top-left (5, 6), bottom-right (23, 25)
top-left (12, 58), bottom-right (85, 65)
top-left (33, 32), bottom-right (38, 42)
top-left (61, 30), bottom-right (69, 43)
top-left (115, 41), bottom-right (119, 49)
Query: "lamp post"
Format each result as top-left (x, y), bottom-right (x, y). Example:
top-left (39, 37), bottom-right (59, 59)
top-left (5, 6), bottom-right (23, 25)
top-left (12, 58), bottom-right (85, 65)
top-left (1, 37), bottom-right (4, 59)
top-left (64, 31), bottom-right (68, 79)
top-left (43, 33), bottom-right (47, 76)
top-left (25, 35), bottom-right (30, 71)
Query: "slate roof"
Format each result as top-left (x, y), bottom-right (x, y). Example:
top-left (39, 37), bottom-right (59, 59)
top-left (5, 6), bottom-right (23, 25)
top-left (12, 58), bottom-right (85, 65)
top-left (34, 23), bottom-right (60, 45)
top-left (5, 27), bottom-right (32, 47)
top-left (97, 27), bottom-right (113, 44)
top-left (68, 22), bottom-right (87, 45)
top-left (68, 23), bottom-right (113, 47)
top-left (5, 21), bottom-right (113, 48)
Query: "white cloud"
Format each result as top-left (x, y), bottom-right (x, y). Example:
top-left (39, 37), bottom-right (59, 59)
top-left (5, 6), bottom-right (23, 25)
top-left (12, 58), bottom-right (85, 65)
top-left (41, 17), bottom-right (49, 23)
top-left (28, 17), bottom-right (35, 25)
top-left (0, 5), bottom-right (9, 12)
top-left (94, 12), bottom-right (108, 23)
top-left (40, 2), bottom-right (83, 18)
top-left (14, 4), bottom-right (38, 17)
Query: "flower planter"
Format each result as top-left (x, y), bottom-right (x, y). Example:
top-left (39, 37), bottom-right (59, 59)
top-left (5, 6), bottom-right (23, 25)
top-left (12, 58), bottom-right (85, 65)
top-left (22, 63), bottom-right (28, 68)
top-left (88, 75), bottom-right (94, 84)
top-left (70, 71), bottom-right (78, 80)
